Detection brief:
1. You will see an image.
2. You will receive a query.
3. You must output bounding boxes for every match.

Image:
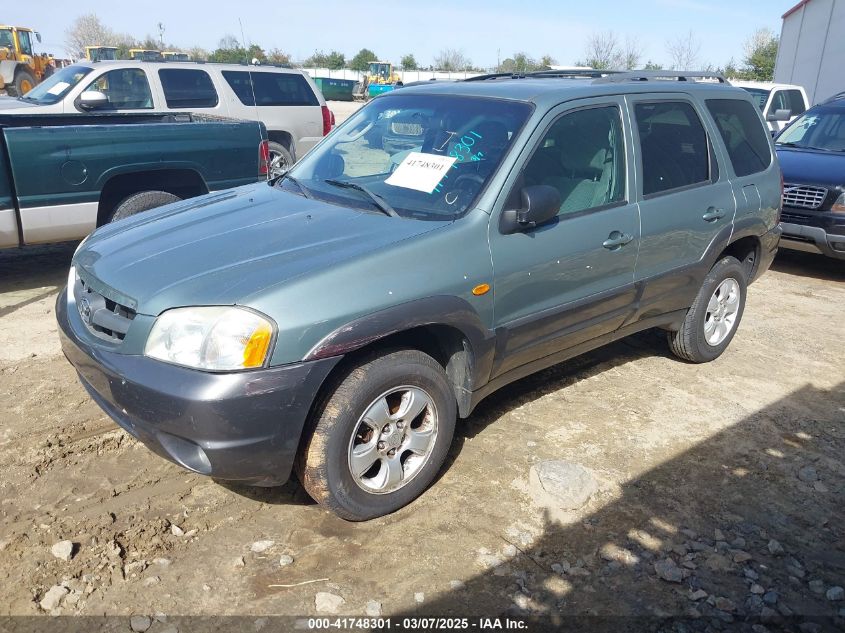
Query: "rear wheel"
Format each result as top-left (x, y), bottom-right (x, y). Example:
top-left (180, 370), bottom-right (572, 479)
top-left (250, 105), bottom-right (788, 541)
top-left (108, 190), bottom-right (181, 223)
top-left (668, 256), bottom-right (747, 363)
top-left (297, 349), bottom-right (456, 521)
top-left (8, 69), bottom-right (37, 97)
top-left (267, 142), bottom-right (293, 179)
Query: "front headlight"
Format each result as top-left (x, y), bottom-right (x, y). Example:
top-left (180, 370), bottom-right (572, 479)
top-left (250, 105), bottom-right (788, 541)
top-left (145, 306), bottom-right (274, 371)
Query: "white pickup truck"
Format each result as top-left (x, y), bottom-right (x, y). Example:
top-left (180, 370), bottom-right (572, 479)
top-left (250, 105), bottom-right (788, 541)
top-left (731, 80), bottom-right (810, 134)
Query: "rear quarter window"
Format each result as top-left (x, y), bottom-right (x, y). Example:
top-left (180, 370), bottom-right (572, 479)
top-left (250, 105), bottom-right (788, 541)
top-left (705, 99), bottom-right (772, 177)
top-left (222, 71), bottom-right (319, 106)
top-left (158, 69), bottom-right (219, 108)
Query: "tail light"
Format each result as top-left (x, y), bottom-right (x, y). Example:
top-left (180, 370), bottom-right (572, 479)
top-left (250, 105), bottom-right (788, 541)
top-left (321, 105), bottom-right (332, 136)
top-left (258, 139), bottom-right (270, 177)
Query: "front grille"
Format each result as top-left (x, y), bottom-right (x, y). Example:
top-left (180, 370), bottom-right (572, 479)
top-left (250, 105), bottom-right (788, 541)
top-left (390, 122), bottom-right (424, 136)
top-left (782, 184), bottom-right (827, 210)
top-left (73, 273), bottom-right (136, 342)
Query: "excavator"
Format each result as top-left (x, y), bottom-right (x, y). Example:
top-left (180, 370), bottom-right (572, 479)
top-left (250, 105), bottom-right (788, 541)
top-left (0, 25), bottom-right (53, 96)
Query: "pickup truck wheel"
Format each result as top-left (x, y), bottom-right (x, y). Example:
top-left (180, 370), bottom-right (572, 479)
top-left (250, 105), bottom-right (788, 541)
top-left (668, 256), bottom-right (747, 363)
top-left (109, 191), bottom-right (181, 223)
top-left (297, 349), bottom-right (456, 521)
top-left (267, 142), bottom-right (293, 179)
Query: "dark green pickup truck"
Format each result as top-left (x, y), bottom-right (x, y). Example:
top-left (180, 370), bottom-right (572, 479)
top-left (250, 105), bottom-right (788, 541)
top-left (0, 112), bottom-right (269, 248)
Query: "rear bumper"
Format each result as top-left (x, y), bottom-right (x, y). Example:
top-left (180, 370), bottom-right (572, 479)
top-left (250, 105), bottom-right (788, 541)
top-left (779, 222), bottom-right (845, 260)
top-left (57, 288), bottom-right (340, 485)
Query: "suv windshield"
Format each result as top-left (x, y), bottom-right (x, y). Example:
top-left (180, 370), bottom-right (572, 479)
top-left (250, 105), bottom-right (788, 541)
top-left (284, 93), bottom-right (532, 219)
top-left (20, 64), bottom-right (93, 104)
top-left (776, 106), bottom-right (845, 152)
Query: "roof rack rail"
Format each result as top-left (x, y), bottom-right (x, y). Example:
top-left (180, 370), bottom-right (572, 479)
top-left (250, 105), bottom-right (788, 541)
top-left (593, 70), bottom-right (730, 84)
top-left (465, 69), bottom-right (621, 82)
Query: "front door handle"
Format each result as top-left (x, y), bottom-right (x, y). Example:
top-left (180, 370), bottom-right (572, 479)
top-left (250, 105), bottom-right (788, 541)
top-left (702, 207), bottom-right (726, 222)
top-left (602, 231), bottom-right (634, 250)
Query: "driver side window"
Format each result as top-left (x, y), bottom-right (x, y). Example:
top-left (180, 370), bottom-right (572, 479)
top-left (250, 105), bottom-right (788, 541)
top-left (84, 69), bottom-right (153, 110)
top-left (522, 106), bottom-right (626, 216)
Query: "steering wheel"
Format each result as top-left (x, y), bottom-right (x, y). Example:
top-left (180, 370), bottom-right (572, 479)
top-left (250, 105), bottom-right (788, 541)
top-left (444, 173), bottom-right (485, 207)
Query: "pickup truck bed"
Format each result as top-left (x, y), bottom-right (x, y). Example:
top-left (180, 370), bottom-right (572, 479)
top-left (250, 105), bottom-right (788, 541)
top-left (0, 112), bottom-right (267, 248)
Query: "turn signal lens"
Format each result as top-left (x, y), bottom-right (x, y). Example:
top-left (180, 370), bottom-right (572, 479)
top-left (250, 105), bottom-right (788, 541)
top-left (472, 283), bottom-right (491, 296)
top-left (832, 192), bottom-right (845, 214)
top-left (243, 322), bottom-right (273, 368)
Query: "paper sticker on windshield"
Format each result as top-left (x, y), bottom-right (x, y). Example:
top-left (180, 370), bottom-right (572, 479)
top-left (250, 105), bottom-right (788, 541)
top-left (47, 82), bottom-right (70, 95)
top-left (385, 152), bottom-right (457, 193)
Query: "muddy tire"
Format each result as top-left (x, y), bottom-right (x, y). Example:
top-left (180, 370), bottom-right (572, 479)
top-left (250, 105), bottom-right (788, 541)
top-left (297, 349), bottom-right (456, 521)
top-left (668, 256), bottom-right (747, 363)
top-left (267, 142), bottom-right (293, 179)
top-left (7, 69), bottom-right (37, 97)
top-left (109, 190), bottom-right (181, 223)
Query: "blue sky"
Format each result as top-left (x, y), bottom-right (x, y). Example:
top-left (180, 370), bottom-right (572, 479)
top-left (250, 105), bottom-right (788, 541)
top-left (10, 0), bottom-right (796, 68)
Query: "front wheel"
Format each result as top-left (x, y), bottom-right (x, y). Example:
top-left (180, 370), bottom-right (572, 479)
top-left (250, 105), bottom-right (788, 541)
top-left (297, 349), bottom-right (457, 521)
top-left (668, 256), bottom-right (747, 363)
top-left (8, 69), bottom-right (37, 97)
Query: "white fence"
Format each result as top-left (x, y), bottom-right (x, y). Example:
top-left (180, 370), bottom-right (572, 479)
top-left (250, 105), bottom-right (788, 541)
top-left (301, 68), bottom-right (484, 82)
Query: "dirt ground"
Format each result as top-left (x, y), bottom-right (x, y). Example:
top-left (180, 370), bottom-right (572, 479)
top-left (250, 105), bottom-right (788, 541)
top-left (1, 235), bottom-right (843, 630)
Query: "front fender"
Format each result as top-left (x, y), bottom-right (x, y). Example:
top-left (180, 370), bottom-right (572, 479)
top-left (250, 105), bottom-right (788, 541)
top-left (304, 295), bottom-right (497, 395)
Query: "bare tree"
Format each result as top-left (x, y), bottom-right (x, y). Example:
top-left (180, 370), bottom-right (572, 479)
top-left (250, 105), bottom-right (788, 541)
top-left (64, 14), bottom-right (115, 58)
top-left (218, 34), bottom-right (241, 50)
top-left (666, 31), bottom-right (701, 70)
top-left (434, 48), bottom-right (472, 71)
top-left (581, 31), bottom-right (620, 70)
top-left (621, 36), bottom-right (643, 70)
top-left (579, 32), bottom-right (642, 70)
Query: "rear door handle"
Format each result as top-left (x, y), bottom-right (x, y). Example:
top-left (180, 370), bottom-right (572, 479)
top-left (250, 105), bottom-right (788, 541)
top-left (702, 207), bottom-right (726, 222)
top-left (602, 231), bottom-right (634, 250)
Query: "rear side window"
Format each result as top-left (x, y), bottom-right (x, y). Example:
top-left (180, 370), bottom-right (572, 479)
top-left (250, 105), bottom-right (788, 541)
top-left (158, 69), bottom-right (219, 108)
top-left (634, 101), bottom-right (711, 196)
top-left (222, 71), bottom-right (318, 106)
top-left (706, 99), bottom-right (772, 177)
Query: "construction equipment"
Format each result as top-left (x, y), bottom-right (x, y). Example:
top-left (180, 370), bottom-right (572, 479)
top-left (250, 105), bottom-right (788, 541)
top-left (0, 25), bottom-right (53, 96)
top-left (85, 46), bottom-right (118, 62)
top-left (162, 51), bottom-right (190, 62)
top-left (365, 61), bottom-right (401, 98)
top-left (129, 49), bottom-right (163, 62)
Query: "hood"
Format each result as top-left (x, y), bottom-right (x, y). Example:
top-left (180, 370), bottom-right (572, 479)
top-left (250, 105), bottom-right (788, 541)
top-left (74, 182), bottom-right (449, 316)
top-left (0, 97), bottom-right (41, 112)
top-left (776, 146), bottom-right (845, 189)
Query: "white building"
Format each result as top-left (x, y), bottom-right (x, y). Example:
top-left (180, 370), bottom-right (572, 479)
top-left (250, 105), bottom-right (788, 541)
top-left (774, 0), bottom-right (845, 104)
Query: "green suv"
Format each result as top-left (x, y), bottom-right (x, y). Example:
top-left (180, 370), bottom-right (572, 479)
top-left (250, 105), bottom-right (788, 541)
top-left (57, 71), bottom-right (782, 521)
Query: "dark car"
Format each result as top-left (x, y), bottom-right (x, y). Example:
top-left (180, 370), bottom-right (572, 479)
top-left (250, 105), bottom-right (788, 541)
top-left (774, 95), bottom-right (845, 260)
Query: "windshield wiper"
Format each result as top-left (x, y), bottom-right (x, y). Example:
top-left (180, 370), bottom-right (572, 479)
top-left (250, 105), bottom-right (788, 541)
top-left (274, 173), bottom-right (313, 199)
top-left (323, 179), bottom-right (399, 218)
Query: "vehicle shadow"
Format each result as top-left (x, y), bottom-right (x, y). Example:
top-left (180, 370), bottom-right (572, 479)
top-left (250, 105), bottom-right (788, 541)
top-left (0, 242), bottom-right (76, 295)
top-left (771, 249), bottom-right (844, 282)
top-left (394, 381), bottom-right (845, 630)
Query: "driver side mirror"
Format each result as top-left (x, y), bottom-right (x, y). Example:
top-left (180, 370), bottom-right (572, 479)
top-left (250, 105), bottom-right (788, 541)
top-left (499, 185), bottom-right (561, 234)
top-left (78, 90), bottom-right (109, 110)
top-left (767, 108), bottom-right (792, 122)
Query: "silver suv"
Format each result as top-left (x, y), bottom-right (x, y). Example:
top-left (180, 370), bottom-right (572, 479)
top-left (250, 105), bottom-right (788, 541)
top-left (0, 60), bottom-right (332, 175)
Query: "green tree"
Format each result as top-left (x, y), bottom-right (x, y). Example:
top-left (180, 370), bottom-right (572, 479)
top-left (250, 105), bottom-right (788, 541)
top-left (400, 53), bottom-right (418, 70)
top-left (742, 28), bottom-right (778, 81)
top-left (305, 49), bottom-right (345, 69)
top-left (349, 48), bottom-right (377, 71)
top-left (539, 54), bottom-right (557, 68)
top-left (643, 60), bottom-right (663, 70)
